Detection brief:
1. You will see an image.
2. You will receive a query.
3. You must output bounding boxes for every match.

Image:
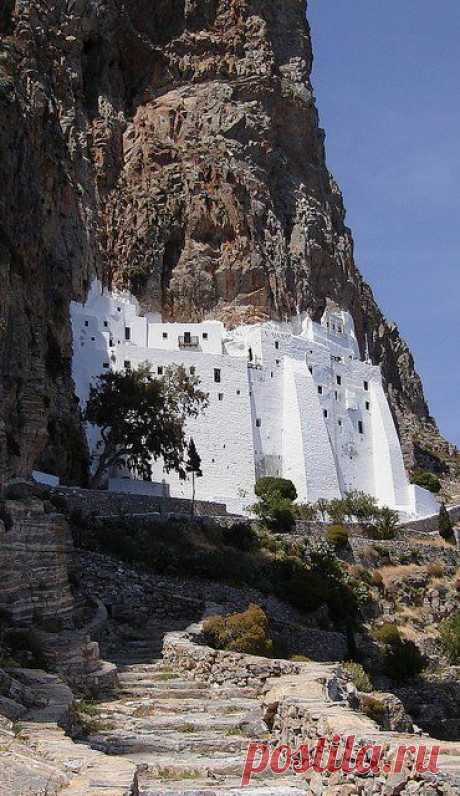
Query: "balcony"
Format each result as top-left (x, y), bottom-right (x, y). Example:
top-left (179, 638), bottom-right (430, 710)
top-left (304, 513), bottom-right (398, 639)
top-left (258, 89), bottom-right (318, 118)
top-left (178, 335), bottom-right (199, 349)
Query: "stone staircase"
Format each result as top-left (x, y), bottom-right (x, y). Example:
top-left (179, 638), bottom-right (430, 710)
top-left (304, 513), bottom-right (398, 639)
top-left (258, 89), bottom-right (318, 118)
top-left (81, 630), bottom-right (306, 795)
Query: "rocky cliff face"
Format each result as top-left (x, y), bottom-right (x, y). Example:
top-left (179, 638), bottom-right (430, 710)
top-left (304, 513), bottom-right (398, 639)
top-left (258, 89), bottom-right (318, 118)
top-left (0, 0), bottom-right (455, 483)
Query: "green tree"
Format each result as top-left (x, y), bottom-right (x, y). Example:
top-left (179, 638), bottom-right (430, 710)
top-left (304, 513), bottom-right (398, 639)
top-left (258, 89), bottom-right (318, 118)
top-left (186, 438), bottom-right (202, 517)
top-left (439, 503), bottom-right (453, 540)
top-left (255, 477), bottom-right (297, 502)
top-left (411, 470), bottom-right (441, 494)
top-left (439, 611), bottom-right (460, 663)
top-left (84, 363), bottom-right (208, 488)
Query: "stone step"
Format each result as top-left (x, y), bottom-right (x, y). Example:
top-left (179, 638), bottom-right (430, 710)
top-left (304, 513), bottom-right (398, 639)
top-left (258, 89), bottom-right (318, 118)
top-left (139, 783), bottom-right (307, 796)
top-left (118, 675), bottom-right (202, 688)
top-left (89, 729), bottom-right (251, 755)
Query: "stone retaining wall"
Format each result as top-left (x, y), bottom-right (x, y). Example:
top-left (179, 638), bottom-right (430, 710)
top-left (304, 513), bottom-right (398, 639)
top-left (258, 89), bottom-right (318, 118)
top-left (48, 485), bottom-right (229, 519)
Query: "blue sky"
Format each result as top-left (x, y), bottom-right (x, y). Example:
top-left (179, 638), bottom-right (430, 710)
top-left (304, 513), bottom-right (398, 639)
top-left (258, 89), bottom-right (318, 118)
top-left (307, 0), bottom-right (460, 446)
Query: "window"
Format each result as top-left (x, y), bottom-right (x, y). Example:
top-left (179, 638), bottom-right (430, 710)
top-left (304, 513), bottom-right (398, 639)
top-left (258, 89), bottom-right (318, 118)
top-left (365, 401), bottom-right (370, 411)
top-left (275, 341), bottom-right (279, 350)
top-left (109, 339), bottom-right (113, 347)
top-left (336, 375), bottom-right (342, 386)
top-left (103, 321), bottom-right (108, 328)
top-left (335, 391), bottom-right (339, 400)
top-left (125, 327), bottom-right (131, 341)
top-left (184, 331), bottom-right (191, 345)
top-left (248, 347), bottom-right (253, 362)
top-left (214, 368), bottom-right (221, 383)
top-left (236, 389), bottom-right (241, 395)
top-left (271, 372), bottom-right (274, 378)
top-left (91, 336), bottom-right (95, 341)
top-left (364, 380), bottom-right (369, 391)
top-left (162, 332), bottom-right (168, 339)
top-left (190, 366), bottom-right (196, 375)
top-left (308, 365), bottom-right (313, 374)
top-left (203, 332), bottom-right (208, 340)
top-left (276, 359), bottom-right (280, 366)
top-left (323, 409), bottom-right (328, 419)
top-left (256, 418), bottom-right (262, 428)
top-left (84, 320), bottom-right (89, 327)
top-left (338, 419), bottom-right (343, 427)
top-left (157, 366), bottom-right (163, 375)
top-left (117, 307), bottom-right (121, 312)
top-left (124, 360), bottom-right (131, 370)
top-left (218, 393), bottom-right (224, 401)
top-left (103, 362), bottom-right (109, 368)
top-left (358, 421), bottom-right (364, 435)
top-left (318, 385), bottom-right (323, 395)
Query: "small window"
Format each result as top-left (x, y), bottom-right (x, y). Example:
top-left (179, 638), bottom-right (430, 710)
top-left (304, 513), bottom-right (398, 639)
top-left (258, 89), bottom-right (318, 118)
top-left (276, 359), bottom-right (280, 366)
top-left (103, 321), bottom-right (108, 328)
top-left (365, 401), bottom-right (370, 411)
top-left (336, 375), bottom-right (342, 386)
top-left (271, 372), bottom-right (274, 378)
top-left (109, 339), bottom-right (114, 347)
top-left (308, 365), bottom-right (313, 374)
top-left (318, 385), bottom-right (323, 395)
top-left (124, 360), bottom-right (131, 370)
top-left (236, 389), bottom-right (241, 395)
top-left (125, 327), bottom-right (131, 341)
top-left (84, 320), bottom-right (89, 327)
top-left (335, 391), bottom-right (339, 400)
top-left (214, 368), bottom-right (221, 383)
top-left (358, 421), bottom-right (364, 435)
top-left (248, 347), bottom-right (253, 362)
top-left (103, 362), bottom-right (109, 369)
top-left (202, 332), bottom-right (208, 340)
top-left (275, 341), bottom-right (279, 350)
top-left (184, 331), bottom-right (191, 344)
top-left (364, 380), bottom-right (369, 391)
top-left (117, 307), bottom-right (121, 312)
top-left (323, 409), bottom-right (328, 419)
top-left (162, 332), bottom-right (168, 339)
top-left (157, 366), bottom-right (163, 375)
top-left (190, 366), bottom-right (196, 375)
top-left (218, 393), bottom-right (224, 401)
top-left (256, 418), bottom-right (261, 428)
top-left (91, 336), bottom-right (95, 342)
top-left (338, 419), bottom-right (343, 427)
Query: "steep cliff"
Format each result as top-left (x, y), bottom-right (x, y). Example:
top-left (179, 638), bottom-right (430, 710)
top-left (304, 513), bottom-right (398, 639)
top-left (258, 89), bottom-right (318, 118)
top-left (0, 0), bottom-right (455, 484)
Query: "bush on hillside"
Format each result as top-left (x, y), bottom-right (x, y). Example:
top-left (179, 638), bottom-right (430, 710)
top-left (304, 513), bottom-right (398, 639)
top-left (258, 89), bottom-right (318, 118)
top-left (373, 622), bottom-right (401, 646)
top-left (255, 478), bottom-right (297, 502)
top-left (222, 522), bottom-right (260, 552)
top-left (371, 571), bottom-right (384, 590)
top-left (252, 492), bottom-right (296, 533)
top-left (411, 470), bottom-right (441, 494)
top-left (203, 604), bottom-right (273, 657)
top-left (362, 696), bottom-right (386, 725)
top-left (438, 503), bottom-right (453, 540)
top-left (427, 562), bottom-right (444, 578)
top-left (342, 661), bottom-right (373, 693)
top-left (384, 640), bottom-right (425, 683)
top-left (439, 611), bottom-right (460, 664)
top-left (294, 503), bottom-right (318, 522)
top-left (326, 525), bottom-right (349, 548)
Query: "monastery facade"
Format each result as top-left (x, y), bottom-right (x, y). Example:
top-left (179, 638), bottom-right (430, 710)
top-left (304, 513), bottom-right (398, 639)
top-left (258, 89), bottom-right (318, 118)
top-left (71, 282), bottom-right (438, 518)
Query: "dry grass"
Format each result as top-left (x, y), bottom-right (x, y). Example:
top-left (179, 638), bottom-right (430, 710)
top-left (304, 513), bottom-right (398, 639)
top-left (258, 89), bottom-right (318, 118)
top-left (376, 564), bottom-right (425, 588)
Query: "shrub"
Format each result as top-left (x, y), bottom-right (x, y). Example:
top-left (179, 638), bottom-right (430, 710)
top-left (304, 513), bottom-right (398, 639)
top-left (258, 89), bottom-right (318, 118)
top-left (255, 478), bottom-right (297, 502)
top-left (342, 661), bottom-right (373, 693)
top-left (384, 640), bottom-right (425, 683)
top-left (344, 491), bottom-right (380, 525)
top-left (327, 499), bottom-right (348, 524)
top-left (371, 571), bottom-right (384, 590)
top-left (203, 604), bottom-right (273, 657)
top-left (439, 503), bottom-right (453, 540)
top-left (349, 565), bottom-right (372, 584)
top-left (427, 562), bottom-right (444, 578)
top-left (326, 525), bottom-right (349, 548)
top-left (222, 522), bottom-right (260, 552)
top-left (411, 470), bottom-right (441, 494)
top-left (439, 611), bottom-right (460, 664)
top-left (362, 696), bottom-right (386, 725)
top-left (373, 622), bottom-right (401, 646)
top-left (374, 507), bottom-right (399, 540)
top-left (294, 503), bottom-right (318, 522)
top-left (253, 493), bottom-right (296, 533)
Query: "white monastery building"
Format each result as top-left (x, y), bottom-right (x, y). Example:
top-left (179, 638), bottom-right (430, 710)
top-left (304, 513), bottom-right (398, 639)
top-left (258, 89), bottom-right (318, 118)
top-left (71, 281), bottom-right (438, 519)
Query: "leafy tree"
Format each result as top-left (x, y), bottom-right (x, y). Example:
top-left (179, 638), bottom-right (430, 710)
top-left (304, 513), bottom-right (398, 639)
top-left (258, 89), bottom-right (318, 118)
top-left (253, 493), bottom-right (296, 533)
top-left (439, 503), bottom-right (453, 540)
top-left (345, 491), bottom-right (380, 525)
top-left (374, 507), bottom-right (399, 540)
top-left (185, 438), bottom-right (202, 517)
top-left (255, 477), bottom-right (297, 502)
top-left (84, 363), bottom-right (208, 487)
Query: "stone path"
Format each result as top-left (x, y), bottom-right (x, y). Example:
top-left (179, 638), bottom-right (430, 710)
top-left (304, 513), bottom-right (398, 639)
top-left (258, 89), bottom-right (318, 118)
top-left (86, 625), bottom-right (306, 795)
